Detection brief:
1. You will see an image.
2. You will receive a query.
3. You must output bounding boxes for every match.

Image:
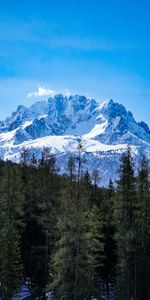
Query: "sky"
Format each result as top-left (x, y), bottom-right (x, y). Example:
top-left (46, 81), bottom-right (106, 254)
top-left (0, 0), bottom-right (150, 124)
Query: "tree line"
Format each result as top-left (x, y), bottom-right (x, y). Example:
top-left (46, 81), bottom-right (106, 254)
top-left (0, 146), bottom-right (149, 300)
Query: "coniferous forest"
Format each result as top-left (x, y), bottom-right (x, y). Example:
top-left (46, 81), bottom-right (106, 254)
top-left (0, 147), bottom-right (150, 300)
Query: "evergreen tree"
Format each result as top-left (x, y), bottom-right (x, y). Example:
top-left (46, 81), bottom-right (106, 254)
top-left (51, 156), bottom-right (104, 300)
top-left (114, 147), bottom-right (138, 300)
top-left (82, 203), bottom-right (104, 300)
top-left (136, 157), bottom-right (150, 299)
top-left (20, 148), bottom-right (45, 297)
top-left (50, 156), bottom-right (76, 299)
top-left (37, 148), bottom-right (59, 298)
top-left (0, 145), bottom-right (149, 299)
top-left (101, 179), bottom-right (116, 299)
top-left (0, 161), bottom-right (23, 299)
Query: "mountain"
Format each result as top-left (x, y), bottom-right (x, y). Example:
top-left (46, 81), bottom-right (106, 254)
top-left (0, 95), bottom-right (150, 186)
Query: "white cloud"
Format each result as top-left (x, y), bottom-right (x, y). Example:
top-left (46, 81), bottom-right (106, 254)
top-left (27, 86), bottom-right (74, 99)
top-left (27, 86), bottom-right (56, 98)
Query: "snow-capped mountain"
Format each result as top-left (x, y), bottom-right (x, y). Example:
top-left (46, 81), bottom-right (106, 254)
top-left (0, 95), bottom-right (150, 185)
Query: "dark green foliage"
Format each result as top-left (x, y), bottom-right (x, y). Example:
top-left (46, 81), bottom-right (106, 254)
top-left (114, 148), bottom-right (138, 300)
top-left (136, 157), bottom-right (150, 300)
top-left (0, 147), bottom-right (149, 300)
top-left (101, 179), bottom-right (117, 298)
top-left (21, 148), bottom-right (59, 298)
top-left (50, 158), bottom-right (104, 300)
top-left (0, 161), bottom-right (23, 299)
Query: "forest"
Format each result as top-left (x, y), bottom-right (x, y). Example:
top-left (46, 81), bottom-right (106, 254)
top-left (0, 146), bottom-right (149, 300)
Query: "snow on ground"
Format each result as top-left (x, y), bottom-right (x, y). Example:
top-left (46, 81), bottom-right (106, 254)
top-left (12, 284), bottom-right (31, 300)
top-left (0, 127), bottom-right (138, 164)
top-left (22, 121), bottom-right (33, 129)
top-left (84, 122), bottom-right (108, 139)
top-left (0, 129), bottom-right (17, 145)
top-left (0, 133), bottom-right (131, 160)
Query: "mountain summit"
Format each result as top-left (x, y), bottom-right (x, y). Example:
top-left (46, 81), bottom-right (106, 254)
top-left (0, 95), bottom-right (150, 185)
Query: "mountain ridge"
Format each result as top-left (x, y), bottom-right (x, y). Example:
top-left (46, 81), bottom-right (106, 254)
top-left (0, 95), bottom-right (149, 185)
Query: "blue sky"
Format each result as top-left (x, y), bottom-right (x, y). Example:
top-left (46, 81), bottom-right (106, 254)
top-left (0, 0), bottom-right (150, 124)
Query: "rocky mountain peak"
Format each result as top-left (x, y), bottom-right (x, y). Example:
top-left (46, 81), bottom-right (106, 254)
top-left (0, 94), bottom-right (150, 185)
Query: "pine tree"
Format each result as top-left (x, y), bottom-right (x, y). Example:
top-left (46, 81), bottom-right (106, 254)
top-left (20, 148), bottom-right (45, 295)
top-left (49, 156), bottom-right (77, 299)
top-left (50, 155), bottom-right (104, 300)
top-left (20, 148), bottom-right (33, 279)
top-left (1, 144), bottom-right (150, 299)
top-left (37, 148), bottom-right (59, 298)
top-left (101, 179), bottom-right (116, 299)
top-left (114, 147), bottom-right (138, 300)
top-left (136, 157), bottom-right (150, 299)
top-left (82, 203), bottom-right (104, 299)
top-left (0, 161), bottom-right (23, 299)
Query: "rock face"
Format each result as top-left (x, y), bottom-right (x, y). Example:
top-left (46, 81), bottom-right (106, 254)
top-left (0, 95), bottom-right (150, 186)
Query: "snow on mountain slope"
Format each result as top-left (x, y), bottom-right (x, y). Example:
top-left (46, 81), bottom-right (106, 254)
top-left (0, 95), bottom-right (150, 185)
